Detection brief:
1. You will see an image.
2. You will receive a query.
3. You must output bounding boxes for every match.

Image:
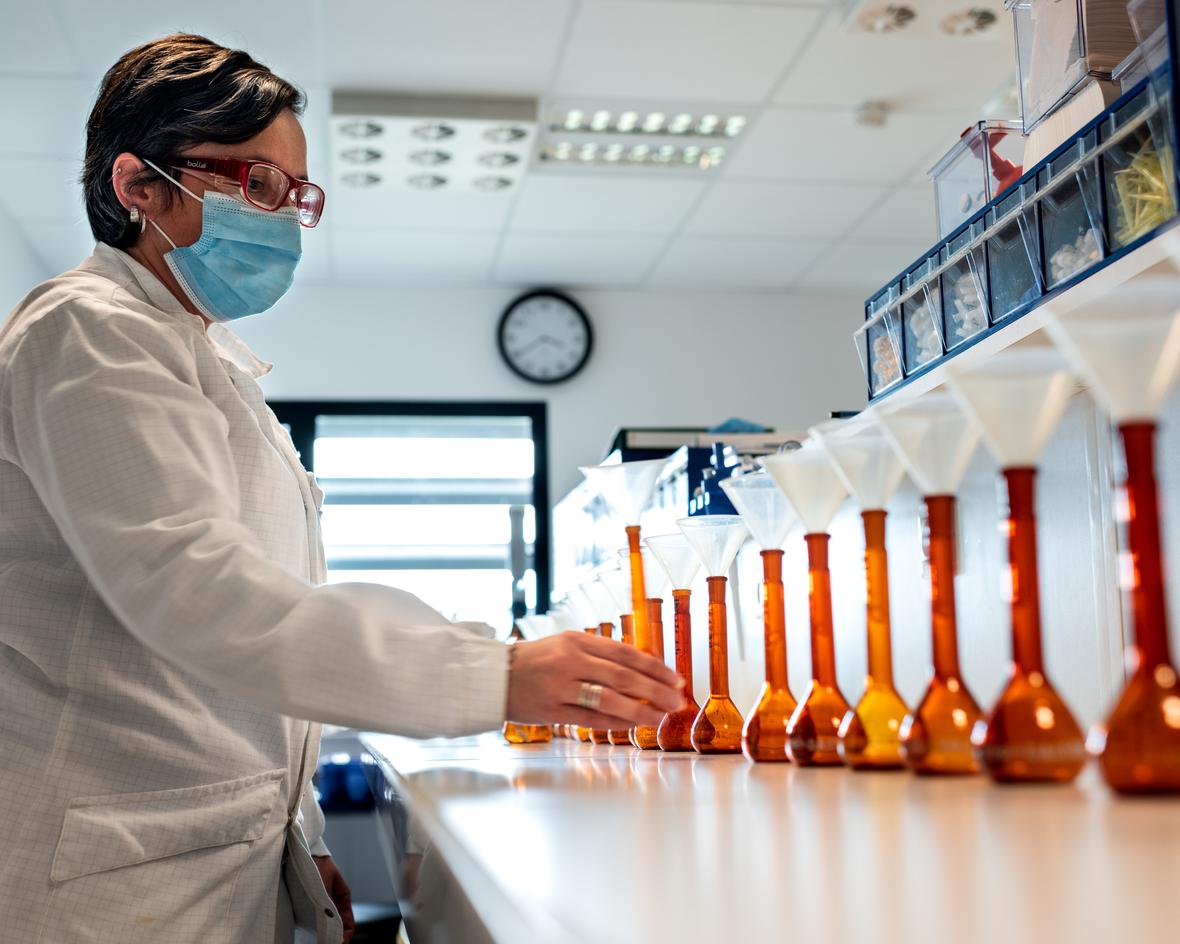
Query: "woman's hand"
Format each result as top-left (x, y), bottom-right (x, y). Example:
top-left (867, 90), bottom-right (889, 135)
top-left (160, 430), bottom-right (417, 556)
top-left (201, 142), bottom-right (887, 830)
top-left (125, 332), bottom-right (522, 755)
top-left (313, 855), bottom-right (356, 943)
top-left (505, 632), bottom-right (687, 730)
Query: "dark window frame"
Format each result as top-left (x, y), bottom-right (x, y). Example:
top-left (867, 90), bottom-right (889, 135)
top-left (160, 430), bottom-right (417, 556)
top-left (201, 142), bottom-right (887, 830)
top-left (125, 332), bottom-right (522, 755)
top-left (269, 400), bottom-right (551, 614)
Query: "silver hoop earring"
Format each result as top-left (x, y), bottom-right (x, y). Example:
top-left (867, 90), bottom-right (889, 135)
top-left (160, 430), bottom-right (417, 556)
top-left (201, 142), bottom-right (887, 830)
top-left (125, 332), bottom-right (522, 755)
top-left (128, 206), bottom-right (140, 224)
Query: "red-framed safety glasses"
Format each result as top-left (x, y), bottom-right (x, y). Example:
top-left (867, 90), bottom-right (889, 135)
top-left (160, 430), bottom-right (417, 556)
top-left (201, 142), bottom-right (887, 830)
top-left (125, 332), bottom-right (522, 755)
top-left (168, 155), bottom-right (325, 227)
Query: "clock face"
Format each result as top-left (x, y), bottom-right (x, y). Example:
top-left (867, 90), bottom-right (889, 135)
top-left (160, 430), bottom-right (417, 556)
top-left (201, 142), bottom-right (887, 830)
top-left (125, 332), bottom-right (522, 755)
top-left (498, 291), bottom-right (593, 384)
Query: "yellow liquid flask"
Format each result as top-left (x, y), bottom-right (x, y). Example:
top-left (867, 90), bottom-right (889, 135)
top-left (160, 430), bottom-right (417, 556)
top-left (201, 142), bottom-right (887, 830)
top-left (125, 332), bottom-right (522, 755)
top-left (645, 533), bottom-right (704, 752)
top-left (763, 442), bottom-right (853, 766)
top-left (947, 350), bottom-right (1087, 783)
top-left (877, 393), bottom-right (984, 775)
top-left (813, 419), bottom-right (911, 770)
top-left (502, 623), bottom-right (553, 745)
top-left (720, 472), bottom-right (798, 763)
top-left (581, 459), bottom-right (668, 750)
top-left (679, 515), bottom-right (750, 754)
top-left (1047, 279), bottom-right (1180, 793)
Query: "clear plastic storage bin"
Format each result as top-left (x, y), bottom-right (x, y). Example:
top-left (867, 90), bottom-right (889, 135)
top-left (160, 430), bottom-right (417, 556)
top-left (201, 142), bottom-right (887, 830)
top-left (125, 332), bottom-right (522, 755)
top-left (1101, 85), bottom-right (1177, 250)
top-left (985, 180), bottom-right (1043, 322)
top-left (1037, 129), bottom-right (1104, 287)
top-left (940, 219), bottom-right (989, 349)
top-left (929, 120), bottom-right (1026, 237)
top-left (857, 286), bottom-right (902, 397)
top-left (1006, 0), bottom-right (1138, 132)
top-left (901, 255), bottom-right (943, 373)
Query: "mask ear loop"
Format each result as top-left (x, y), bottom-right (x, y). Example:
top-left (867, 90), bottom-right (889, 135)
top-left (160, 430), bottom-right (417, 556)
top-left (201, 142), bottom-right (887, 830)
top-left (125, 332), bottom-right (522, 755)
top-left (137, 157), bottom-right (202, 251)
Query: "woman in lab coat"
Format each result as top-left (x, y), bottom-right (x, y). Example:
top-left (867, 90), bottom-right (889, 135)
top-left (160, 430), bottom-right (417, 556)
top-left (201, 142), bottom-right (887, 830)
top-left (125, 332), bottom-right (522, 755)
top-left (0, 35), bottom-right (683, 943)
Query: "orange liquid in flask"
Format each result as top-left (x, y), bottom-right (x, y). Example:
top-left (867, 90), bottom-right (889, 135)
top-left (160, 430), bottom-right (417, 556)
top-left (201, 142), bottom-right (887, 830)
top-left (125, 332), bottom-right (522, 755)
top-left (691, 576), bottom-right (746, 754)
top-left (900, 496), bottom-right (982, 775)
top-left (1096, 424), bottom-right (1180, 793)
top-left (658, 589), bottom-right (701, 751)
top-left (742, 550), bottom-right (796, 762)
top-left (975, 469), bottom-right (1085, 782)
top-left (787, 533), bottom-right (851, 765)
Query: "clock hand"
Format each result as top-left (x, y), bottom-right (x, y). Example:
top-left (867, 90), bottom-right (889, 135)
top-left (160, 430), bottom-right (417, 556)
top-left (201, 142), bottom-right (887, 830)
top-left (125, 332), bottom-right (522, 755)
top-left (515, 336), bottom-right (548, 355)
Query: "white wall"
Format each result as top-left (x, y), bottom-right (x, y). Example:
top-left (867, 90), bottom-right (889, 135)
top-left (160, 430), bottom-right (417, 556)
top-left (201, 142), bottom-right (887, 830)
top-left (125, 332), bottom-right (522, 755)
top-left (0, 201), bottom-right (48, 316)
top-left (235, 284), bottom-right (868, 497)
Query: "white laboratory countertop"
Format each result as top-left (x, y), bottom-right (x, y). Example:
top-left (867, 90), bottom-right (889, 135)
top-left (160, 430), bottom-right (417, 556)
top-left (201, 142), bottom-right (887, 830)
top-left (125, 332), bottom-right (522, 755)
top-left (360, 733), bottom-right (1180, 944)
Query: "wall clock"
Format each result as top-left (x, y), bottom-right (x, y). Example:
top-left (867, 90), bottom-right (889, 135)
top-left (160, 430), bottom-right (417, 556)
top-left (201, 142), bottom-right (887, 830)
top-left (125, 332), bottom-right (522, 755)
top-left (497, 289), bottom-right (593, 385)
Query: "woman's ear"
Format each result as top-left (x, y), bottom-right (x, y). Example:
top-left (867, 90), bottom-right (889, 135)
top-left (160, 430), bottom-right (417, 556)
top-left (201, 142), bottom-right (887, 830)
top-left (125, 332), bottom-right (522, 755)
top-left (111, 152), bottom-right (157, 216)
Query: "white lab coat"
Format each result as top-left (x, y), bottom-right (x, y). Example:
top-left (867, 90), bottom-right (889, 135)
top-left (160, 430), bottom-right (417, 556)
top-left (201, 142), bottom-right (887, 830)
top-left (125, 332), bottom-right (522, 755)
top-left (0, 244), bottom-right (510, 942)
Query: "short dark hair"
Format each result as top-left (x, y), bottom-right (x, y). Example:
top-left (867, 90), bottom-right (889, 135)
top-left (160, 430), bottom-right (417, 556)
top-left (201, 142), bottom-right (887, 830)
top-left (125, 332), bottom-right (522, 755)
top-left (82, 34), bottom-right (305, 248)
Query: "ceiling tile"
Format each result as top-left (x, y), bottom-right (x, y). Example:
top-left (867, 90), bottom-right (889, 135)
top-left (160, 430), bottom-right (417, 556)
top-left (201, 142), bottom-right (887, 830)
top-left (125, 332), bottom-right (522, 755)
top-left (328, 186), bottom-right (515, 231)
top-left (495, 233), bottom-right (665, 285)
top-left (324, 0), bottom-right (573, 95)
top-left (649, 236), bottom-right (816, 288)
top-left (725, 107), bottom-right (968, 183)
top-left (795, 238), bottom-right (932, 294)
top-left (53, 0), bottom-right (321, 92)
top-left (509, 174), bottom-right (705, 234)
top-left (849, 184), bottom-right (937, 243)
top-left (684, 180), bottom-right (887, 239)
top-left (0, 158), bottom-right (88, 224)
top-left (0, 77), bottom-right (94, 158)
top-left (0, 4), bottom-right (77, 76)
top-left (555, 1), bottom-right (824, 103)
top-left (331, 228), bottom-right (499, 283)
top-left (21, 221), bottom-right (96, 276)
top-left (773, 11), bottom-right (1014, 112)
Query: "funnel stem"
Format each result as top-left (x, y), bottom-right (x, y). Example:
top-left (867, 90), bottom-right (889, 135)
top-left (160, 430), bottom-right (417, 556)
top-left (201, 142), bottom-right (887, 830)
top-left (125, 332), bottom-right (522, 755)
top-left (805, 533), bottom-right (838, 687)
top-left (626, 526), bottom-right (652, 656)
top-left (1120, 423), bottom-right (1173, 668)
top-left (1003, 468), bottom-right (1045, 674)
top-left (761, 550), bottom-right (789, 691)
top-left (672, 590), bottom-right (695, 692)
top-left (926, 496), bottom-right (963, 680)
top-left (599, 622), bottom-right (614, 641)
top-left (706, 576), bottom-right (731, 698)
top-left (647, 599), bottom-right (665, 662)
top-left (862, 510), bottom-right (896, 688)
top-left (620, 613), bottom-right (635, 647)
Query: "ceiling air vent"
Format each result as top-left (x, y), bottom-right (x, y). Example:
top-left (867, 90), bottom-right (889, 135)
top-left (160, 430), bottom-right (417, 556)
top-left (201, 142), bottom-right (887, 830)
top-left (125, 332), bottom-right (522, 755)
top-left (854, 4), bottom-right (918, 33)
top-left (841, 0), bottom-right (1005, 36)
top-left (940, 8), bottom-right (999, 36)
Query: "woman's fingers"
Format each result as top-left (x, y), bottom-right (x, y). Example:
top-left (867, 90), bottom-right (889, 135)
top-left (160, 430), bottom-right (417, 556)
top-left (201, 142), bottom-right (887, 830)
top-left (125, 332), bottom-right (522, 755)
top-left (576, 633), bottom-right (683, 687)
top-left (579, 657), bottom-right (686, 713)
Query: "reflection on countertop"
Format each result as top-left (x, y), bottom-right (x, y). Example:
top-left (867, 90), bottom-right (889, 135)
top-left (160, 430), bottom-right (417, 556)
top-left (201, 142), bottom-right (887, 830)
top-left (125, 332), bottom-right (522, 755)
top-left (361, 733), bottom-right (1180, 944)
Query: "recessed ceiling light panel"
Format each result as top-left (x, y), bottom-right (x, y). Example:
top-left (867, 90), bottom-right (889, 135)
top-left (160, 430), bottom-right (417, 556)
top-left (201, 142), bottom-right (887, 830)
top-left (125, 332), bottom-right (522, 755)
top-left (331, 93), bottom-right (537, 194)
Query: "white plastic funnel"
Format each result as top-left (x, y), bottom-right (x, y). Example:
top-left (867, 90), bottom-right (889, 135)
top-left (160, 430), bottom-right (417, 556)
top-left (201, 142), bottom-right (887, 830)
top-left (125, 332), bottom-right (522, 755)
top-left (568, 587), bottom-right (599, 628)
top-left (810, 416), bottom-right (906, 511)
top-left (1043, 275), bottom-right (1180, 422)
top-left (718, 471), bottom-right (796, 550)
top-left (945, 348), bottom-right (1075, 467)
top-left (579, 458), bottom-right (668, 524)
top-left (581, 580), bottom-right (616, 625)
top-left (617, 546), bottom-right (670, 599)
top-left (548, 603), bottom-right (580, 632)
top-left (644, 533), bottom-right (702, 591)
top-left (677, 515), bottom-right (749, 577)
top-left (875, 392), bottom-right (980, 496)
top-left (760, 441), bottom-right (849, 534)
top-left (598, 565), bottom-right (633, 616)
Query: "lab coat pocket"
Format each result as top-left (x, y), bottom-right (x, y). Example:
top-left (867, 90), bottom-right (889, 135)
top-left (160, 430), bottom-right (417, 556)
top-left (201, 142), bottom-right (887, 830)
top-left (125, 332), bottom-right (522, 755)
top-left (43, 769), bottom-right (286, 943)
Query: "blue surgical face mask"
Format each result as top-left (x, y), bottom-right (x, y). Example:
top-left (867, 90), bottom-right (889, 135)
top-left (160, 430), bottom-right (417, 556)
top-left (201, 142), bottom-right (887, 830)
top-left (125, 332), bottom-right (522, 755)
top-left (141, 158), bottom-right (302, 322)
